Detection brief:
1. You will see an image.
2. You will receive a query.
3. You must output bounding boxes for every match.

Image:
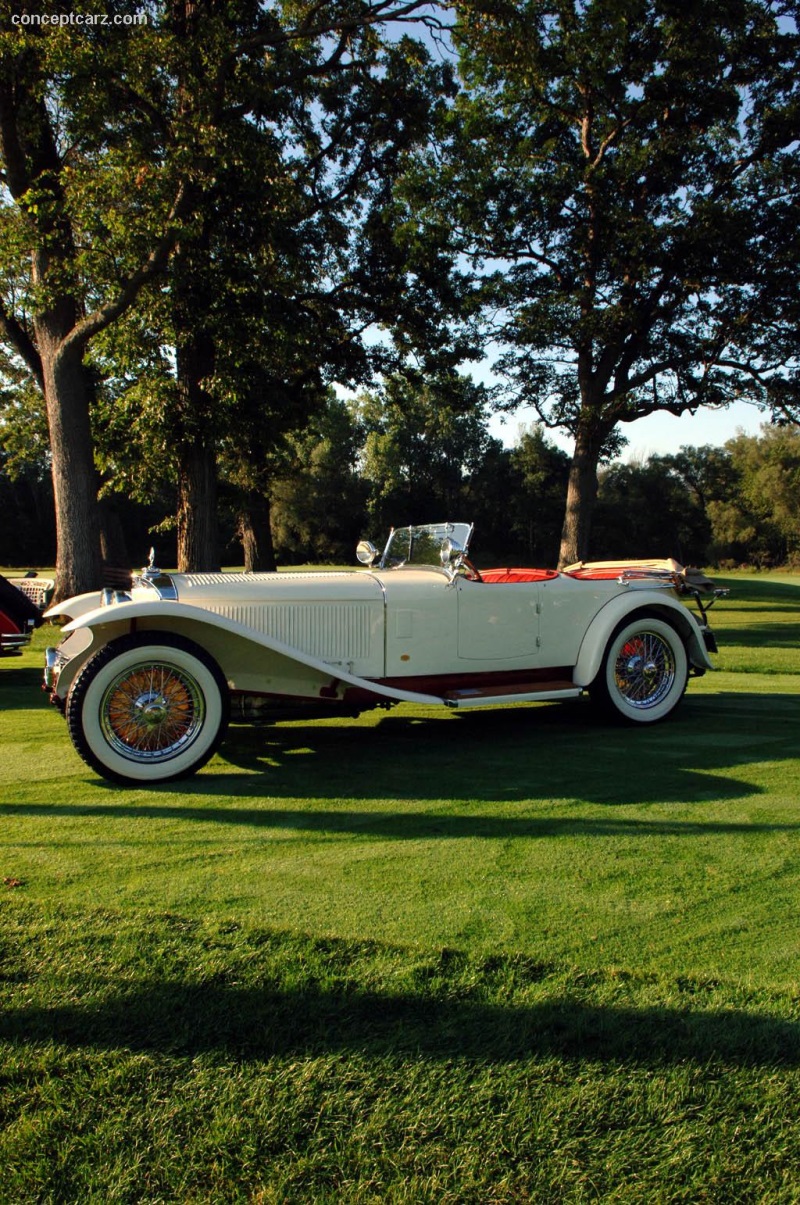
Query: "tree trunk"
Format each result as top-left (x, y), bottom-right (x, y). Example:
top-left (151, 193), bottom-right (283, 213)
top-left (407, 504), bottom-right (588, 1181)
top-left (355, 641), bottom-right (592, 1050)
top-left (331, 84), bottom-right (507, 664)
top-left (176, 437), bottom-right (220, 572)
top-left (40, 340), bottom-right (102, 600)
top-left (237, 491), bottom-right (276, 572)
top-left (558, 415), bottom-right (612, 567)
top-left (98, 496), bottom-right (131, 579)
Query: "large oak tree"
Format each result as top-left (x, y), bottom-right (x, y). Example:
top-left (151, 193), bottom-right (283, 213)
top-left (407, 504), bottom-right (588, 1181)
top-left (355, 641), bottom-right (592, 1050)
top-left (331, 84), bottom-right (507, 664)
top-left (432, 0), bottom-right (799, 563)
top-left (0, 0), bottom-right (446, 597)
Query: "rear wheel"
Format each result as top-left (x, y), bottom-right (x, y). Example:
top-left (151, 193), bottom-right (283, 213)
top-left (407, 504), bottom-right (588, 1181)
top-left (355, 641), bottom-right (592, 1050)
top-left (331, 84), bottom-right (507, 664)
top-left (590, 615), bottom-right (688, 724)
top-left (66, 633), bottom-right (229, 785)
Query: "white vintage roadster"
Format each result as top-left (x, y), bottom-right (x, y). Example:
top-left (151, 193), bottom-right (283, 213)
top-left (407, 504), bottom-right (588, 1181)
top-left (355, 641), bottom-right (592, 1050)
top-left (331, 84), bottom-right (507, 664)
top-left (43, 522), bottom-right (725, 786)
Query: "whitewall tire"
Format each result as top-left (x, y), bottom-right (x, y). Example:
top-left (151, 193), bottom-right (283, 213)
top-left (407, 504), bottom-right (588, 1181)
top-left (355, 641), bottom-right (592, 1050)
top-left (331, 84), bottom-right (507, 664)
top-left (66, 633), bottom-right (229, 785)
top-left (590, 615), bottom-right (689, 724)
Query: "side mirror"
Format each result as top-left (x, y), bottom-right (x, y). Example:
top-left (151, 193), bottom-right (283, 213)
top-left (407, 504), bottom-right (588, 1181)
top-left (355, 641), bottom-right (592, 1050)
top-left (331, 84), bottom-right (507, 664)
top-left (356, 540), bottom-right (378, 566)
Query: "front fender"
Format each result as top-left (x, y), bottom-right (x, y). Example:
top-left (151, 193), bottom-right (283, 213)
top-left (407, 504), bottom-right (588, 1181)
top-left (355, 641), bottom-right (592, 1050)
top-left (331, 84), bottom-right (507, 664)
top-left (572, 593), bottom-right (713, 688)
top-left (55, 600), bottom-right (445, 707)
top-left (44, 590), bottom-right (104, 622)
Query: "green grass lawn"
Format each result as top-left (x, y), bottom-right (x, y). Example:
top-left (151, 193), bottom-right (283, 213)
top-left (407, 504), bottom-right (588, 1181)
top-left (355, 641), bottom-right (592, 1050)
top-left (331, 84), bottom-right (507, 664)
top-left (1, 573), bottom-right (799, 1201)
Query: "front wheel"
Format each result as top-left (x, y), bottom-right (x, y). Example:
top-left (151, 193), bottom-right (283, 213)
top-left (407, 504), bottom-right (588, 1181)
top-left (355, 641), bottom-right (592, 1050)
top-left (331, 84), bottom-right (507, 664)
top-left (590, 616), bottom-right (688, 724)
top-left (66, 633), bottom-right (229, 785)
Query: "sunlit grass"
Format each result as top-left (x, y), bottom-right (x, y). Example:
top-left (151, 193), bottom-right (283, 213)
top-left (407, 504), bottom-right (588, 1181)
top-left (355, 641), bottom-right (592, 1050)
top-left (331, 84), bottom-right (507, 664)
top-left (1, 572), bottom-right (800, 1200)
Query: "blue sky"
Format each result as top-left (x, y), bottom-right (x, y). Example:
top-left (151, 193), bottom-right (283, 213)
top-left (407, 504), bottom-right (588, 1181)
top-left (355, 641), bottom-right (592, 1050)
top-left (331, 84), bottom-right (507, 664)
top-left (489, 397), bottom-right (767, 462)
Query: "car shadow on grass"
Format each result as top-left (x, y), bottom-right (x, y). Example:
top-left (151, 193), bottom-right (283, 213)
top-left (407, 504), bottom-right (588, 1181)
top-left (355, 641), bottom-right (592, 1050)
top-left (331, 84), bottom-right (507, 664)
top-left (1, 974), bottom-right (798, 1069)
top-left (196, 690), bottom-right (799, 808)
top-left (3, 675), bottom-right (799, 812)
top-left (0, 664), bottom-right (50, 704)
top-left (4, 694), bottom-right (800, 828)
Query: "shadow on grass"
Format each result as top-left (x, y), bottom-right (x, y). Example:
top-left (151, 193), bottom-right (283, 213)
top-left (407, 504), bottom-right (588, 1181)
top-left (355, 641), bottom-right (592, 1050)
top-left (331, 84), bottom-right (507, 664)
top-left (2, 692), bottom-right (799, 809)
top-left (5, 800), bottom-right (800, 839)
top-left (0, 664), bottom-right (49, 698)
top-left (2, 977), bottom-right (798, 1069)
top-left (713, 576), bottom-right (800, 608)
top-left (713, 621), bottom-right (800, 647)
top-left (188, 690), bottom-right (799, 809)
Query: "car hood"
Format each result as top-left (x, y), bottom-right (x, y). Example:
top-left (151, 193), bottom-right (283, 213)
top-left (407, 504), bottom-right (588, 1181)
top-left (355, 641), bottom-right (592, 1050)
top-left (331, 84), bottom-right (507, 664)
top-left (160, 569), bottom-right (385, 606)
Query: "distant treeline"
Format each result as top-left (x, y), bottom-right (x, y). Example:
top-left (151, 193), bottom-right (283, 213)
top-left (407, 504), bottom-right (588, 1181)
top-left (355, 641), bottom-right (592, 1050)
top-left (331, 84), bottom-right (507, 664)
top-left (3, 388), bottom-right (796, 572)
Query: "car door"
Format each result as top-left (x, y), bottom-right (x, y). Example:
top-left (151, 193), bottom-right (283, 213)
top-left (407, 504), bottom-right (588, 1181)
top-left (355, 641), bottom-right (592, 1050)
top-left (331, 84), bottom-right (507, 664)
top-left (456, 579), bottom-right (540, 662)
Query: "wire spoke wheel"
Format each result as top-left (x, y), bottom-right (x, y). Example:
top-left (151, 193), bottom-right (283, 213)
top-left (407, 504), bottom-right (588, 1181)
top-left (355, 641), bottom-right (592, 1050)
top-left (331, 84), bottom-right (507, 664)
top-left (100, 661), bottom-right (206, 760)
top-left (67, 634), bottom-right (229, 785)
top-left (613, 631), bottom-right (676, 710)
top-left (590, 615), bottom-right (689, 724)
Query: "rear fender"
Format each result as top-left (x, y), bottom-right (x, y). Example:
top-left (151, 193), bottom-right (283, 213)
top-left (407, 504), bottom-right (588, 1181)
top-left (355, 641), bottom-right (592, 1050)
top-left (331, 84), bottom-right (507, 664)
top-left (572, 594), bottom-right (713, 688)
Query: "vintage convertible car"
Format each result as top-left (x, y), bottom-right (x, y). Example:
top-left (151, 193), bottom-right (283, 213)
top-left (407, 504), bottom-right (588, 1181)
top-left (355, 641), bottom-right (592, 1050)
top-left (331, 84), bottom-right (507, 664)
top-left (42, 522), bottom-right (726, 786)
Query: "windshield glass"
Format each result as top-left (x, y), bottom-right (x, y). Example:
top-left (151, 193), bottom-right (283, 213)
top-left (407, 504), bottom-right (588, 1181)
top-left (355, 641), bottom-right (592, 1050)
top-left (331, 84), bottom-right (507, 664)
top-left (381, 523), bottom-right (473, 568)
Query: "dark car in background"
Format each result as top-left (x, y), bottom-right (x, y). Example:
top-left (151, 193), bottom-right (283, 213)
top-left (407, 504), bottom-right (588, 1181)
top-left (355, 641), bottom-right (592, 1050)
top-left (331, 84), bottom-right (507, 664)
top-left (0, 574), bottom-right (54, 656)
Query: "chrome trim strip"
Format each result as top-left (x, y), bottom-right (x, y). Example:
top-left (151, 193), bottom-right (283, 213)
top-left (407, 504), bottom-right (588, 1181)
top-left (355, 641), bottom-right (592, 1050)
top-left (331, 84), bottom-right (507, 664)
top-left (2, 632), bottom-right (31, 649)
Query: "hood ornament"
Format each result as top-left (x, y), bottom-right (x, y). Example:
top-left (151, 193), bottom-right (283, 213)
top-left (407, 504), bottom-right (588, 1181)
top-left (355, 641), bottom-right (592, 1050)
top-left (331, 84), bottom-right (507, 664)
top-left (137, 546), bottom-right (178, 601)
top-left (142, 547), bottom-right (159, 580)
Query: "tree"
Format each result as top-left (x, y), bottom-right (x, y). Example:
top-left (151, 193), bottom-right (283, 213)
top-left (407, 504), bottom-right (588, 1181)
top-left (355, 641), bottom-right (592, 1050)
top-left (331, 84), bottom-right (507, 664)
top-left (95, 14), bottom-right (454, 572)
top-left (507, 425), bottom-right (571, 564)
top-left (269, 392), bottom-right (368, 564)
top-left (432, 0), bottom-right (800, 564)
top-left (356, 369), bottom-right (494, 536)
top-left (0, 1), bottom-right (448, 595)
top-left (592, 457), bottom-right (711, 564)
top-left (718, 426), bottom-right (800, 565)
top-left (0, 12), bottom-right (188, 597)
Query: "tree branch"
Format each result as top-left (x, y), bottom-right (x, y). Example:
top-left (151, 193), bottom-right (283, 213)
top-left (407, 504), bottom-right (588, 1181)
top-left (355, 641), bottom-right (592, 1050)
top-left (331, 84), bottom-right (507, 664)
top-left (56, 182), bottom-right (189, 364)
top-left (231, 2), bottom-right (442, 65)
top-left (0, 84), bottom-right (32, 200)
top-left (0, 300), bottom-right (43, 390)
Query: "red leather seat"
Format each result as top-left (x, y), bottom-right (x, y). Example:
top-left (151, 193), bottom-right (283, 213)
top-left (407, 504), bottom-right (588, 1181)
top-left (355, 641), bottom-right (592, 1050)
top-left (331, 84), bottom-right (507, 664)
top-left (479, 568), bottom-right (560, 584)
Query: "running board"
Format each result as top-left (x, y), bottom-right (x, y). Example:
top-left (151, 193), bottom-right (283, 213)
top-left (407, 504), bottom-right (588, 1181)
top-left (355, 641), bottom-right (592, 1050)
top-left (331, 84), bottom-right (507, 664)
top-left (443, 681), bottom-right (582, 709)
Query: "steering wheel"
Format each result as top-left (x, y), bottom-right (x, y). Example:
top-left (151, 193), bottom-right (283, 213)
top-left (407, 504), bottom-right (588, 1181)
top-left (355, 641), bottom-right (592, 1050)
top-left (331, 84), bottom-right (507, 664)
top-left (461, 557), bottom-right (483, 582)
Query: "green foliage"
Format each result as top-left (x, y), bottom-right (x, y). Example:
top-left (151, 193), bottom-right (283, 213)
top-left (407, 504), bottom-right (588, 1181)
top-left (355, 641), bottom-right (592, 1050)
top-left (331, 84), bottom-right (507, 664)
top-left (444, 0), bottom-right (799, 419)
top-left (505, 424), bottom-right (571, 563)
top-left (0, 2), bottom-right (458, 581)
top-left (356, 369), bottom-right (496, 536)
top-left (662, 426), bottom-right (800, 568)
top-left (594, 458), bottom-right (711, 564)
top-left (419, 0), bottom-right (800, 558)
top-left (269, 392), bottom-right (369, 563)
top-left (0, 453), bottom-right (55, 566)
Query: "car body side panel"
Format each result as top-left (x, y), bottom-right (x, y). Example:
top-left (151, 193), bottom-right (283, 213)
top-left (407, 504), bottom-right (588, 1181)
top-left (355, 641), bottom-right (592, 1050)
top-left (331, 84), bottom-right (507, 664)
top-left (537, 576), bottom-right (620, 666)
top-left (55, 602), bottom-right (445, 707)
top-left (376, 567), bottom-right (461, 677)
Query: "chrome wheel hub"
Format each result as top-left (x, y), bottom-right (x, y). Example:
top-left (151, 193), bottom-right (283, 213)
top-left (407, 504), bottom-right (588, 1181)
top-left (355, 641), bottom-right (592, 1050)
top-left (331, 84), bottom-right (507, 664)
top-left (135, 692), bottom-right (170, 726)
